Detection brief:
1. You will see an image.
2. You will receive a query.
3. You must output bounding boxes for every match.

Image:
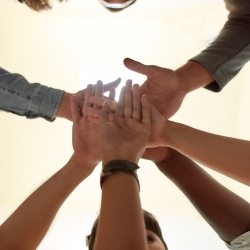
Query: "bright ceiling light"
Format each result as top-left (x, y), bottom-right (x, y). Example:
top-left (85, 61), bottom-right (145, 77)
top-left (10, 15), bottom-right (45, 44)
top-left (79, 64), bottom-right (145, 101)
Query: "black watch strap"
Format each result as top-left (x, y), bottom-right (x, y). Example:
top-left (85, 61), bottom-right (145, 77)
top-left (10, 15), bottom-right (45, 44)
top-left (100, 160), bottom-right (140, 190)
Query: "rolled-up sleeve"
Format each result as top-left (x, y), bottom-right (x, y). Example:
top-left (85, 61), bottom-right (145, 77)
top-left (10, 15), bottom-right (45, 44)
top-left (0, 67), bottom-right (64, 121)
top-left (190, 0), bottom-right (250, 92)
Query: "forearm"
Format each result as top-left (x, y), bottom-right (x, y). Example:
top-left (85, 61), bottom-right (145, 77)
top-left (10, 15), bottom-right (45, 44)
top-left (0, 67), bottom-right (64, 121)
top-left (94, 172), bottom-right (147, 250)
top-left (0, 155), bottom-right (95, 250)
top-left (56, 92), bottom-right (73, 120)
top-left (164, 121), bottom-right (250, 186)
top-left (156, 149), bottom-right (250, 242)
top-left (175, 61), bottom-right (214, 93)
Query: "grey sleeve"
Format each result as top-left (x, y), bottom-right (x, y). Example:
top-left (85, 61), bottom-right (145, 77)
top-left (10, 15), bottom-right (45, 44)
top-left (190, 0), bottom-right (250, 92)
top-left (225, 231), bottom-right (250, 250)
top-left (0, 67), bottom-right (64, 121)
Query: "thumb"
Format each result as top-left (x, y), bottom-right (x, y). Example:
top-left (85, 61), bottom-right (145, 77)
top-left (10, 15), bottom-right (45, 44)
top-left (103, 78), bottom-right (121, 93)
top-left (99, 101), bottom-right (110, 126)
top-left (123, 58), bottom-right (151, 76)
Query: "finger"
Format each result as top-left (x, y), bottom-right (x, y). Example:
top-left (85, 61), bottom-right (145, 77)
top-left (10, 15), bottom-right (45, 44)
top-left (94, 80), bottom-right (104, 109)
top-left (71, 95), bottom-right (81, 123)
top-left (108, 87), bottom-right (116, 101)
top-left (115, 86), bottom-right (125, 118)
top-left (89, 96), bottom-right (117, 111)
top-left (124, 80), bottom-right (133, 118)
top-left (88, 115), bottom-right (99, 124)
top-left (83, 84), bottom-right (94, 121)
top-left (132, 84), bottom-right (141, 121)
top-left (82, 106), bottom-right (100, 118)
top-left (123, 58), bottom-right (152, 76)
top-left (103, 78), bottom-right (121, 93)
top-left (109, 112), bottom-right (115, 122)
top-left (141, 95), bottom-right (151, 126)
top-left (99, 101), bottom-right (110, 126)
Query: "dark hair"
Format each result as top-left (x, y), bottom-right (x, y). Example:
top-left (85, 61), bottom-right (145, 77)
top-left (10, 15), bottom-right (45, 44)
top-left (88, 209), bottom-right (168, 250)
top-left (25, 0), bottom-right (66, 11)
top-left (24, 0), bottom-right (136, 12)
top-left (104, 0), bottom-right (137, 12)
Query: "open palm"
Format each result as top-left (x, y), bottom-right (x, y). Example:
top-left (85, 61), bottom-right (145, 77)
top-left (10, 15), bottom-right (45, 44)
top-left (124, 58), bottom-right (187, 119)
top-left (99, 82), bottom-right (151, 164)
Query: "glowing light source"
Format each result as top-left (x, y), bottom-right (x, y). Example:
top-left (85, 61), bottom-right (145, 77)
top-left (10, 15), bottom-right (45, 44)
top-left (79, 64), bottom-right (145, 101)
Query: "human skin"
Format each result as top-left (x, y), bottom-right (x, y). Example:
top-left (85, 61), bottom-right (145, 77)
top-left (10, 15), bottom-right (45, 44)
top-left (56, 78), bottom-right (120, 121)
top-left (85, 95), bottom-right (250, 186)
top-left (147, 230), bottom-right (166, 250)
top-left (0, 82), bottom-right (114, 250)
top-left (93, 80), bottom-right (151, 250)
top-left (123, 58), bottom-right (214, 119)
top-left (143, 148), bottom-right (250, 243)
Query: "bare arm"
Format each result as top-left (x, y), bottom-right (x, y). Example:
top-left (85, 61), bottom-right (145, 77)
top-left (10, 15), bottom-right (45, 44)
top-left (0, 82), bottom-right (108, 250)
top-left (94, 82), bottom-right (151, 250)
top-left (0, 156), bottom-right (95, 250)
top-left (163, 120), bottom-right (250, 186)
top-left (154, 148), bottom-right (250, 242)
top-left (83, 93), bottom-right (250, 186)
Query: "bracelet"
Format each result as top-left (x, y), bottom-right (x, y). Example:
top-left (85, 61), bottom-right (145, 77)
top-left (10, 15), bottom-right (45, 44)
top-left (100, 160), bottom-right (140, 190)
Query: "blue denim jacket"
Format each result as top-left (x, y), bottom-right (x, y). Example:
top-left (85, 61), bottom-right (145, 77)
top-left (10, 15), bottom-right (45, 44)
top-left (0, 67), bottom-right (64, 121)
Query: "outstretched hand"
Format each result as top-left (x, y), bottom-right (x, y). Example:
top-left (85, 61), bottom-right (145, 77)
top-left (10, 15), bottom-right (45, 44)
top-left (99, 81), bottom-right (151, 164)
top-left (57, 78), bottom-right (120, 121)
top-left (124, 58), bottom-right (187, 119)
top-left (71, 81), bottom-right (115, 167)
top-left (84, 94), bottom-right (170, 148)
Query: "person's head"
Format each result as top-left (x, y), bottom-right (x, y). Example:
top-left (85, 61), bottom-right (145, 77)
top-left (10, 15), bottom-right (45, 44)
top-left (20, 0), bottom-right (136, 12)
top-left (99, 0), bottom-right (137, 12)
top-left (87, 209), bottom-right (168, 250)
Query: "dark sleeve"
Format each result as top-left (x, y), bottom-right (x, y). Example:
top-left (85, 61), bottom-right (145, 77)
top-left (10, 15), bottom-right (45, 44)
top-left (190, 0), bottom-right (250, 92)
top-left (0, 67), bottom-right (64, 121)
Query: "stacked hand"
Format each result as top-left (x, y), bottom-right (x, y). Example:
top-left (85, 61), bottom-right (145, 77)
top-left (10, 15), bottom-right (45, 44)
top-left (71, 81), bottom-right (116, 168)
top-left (57, 78), bottom-right (120, 121)
top-left (83, 91), bottom-right (169, 148)
top-left (124, 58), bottom-right (187, 119)
top-left (98, 80), bottom-right (151, 164)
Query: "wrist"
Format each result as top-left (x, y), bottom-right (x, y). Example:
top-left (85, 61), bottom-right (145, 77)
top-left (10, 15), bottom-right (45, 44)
top-left (162, 120), bottom-right (176, 147)
top-left (155, 148), bottom-right (174, 172)
top-left (56, 92), bottom-right (73, 121)
top-left (102, 152), bottom-right (139, 166)
top-left (175, 61), bottom-right (214, 93)
top-left (71, 153), bottom-right (97, 170)
top-left (64, 154), bottom-right (98, 182)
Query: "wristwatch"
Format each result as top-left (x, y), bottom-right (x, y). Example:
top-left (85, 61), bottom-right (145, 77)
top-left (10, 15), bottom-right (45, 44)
top-left (100, 160), bottom-right (140, 190)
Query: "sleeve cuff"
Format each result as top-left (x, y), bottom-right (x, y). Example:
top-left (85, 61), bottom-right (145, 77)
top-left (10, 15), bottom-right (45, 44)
top-left (28, 85), bottom-right (64, 122)
top-left (225, 231), bottom-right (250, 250)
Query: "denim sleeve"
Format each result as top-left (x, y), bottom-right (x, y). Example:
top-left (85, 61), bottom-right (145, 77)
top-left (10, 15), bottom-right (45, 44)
top-left (190, 0), bottom-right (250, 92)
top-left (0, 67), bottom-right (64, 121)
